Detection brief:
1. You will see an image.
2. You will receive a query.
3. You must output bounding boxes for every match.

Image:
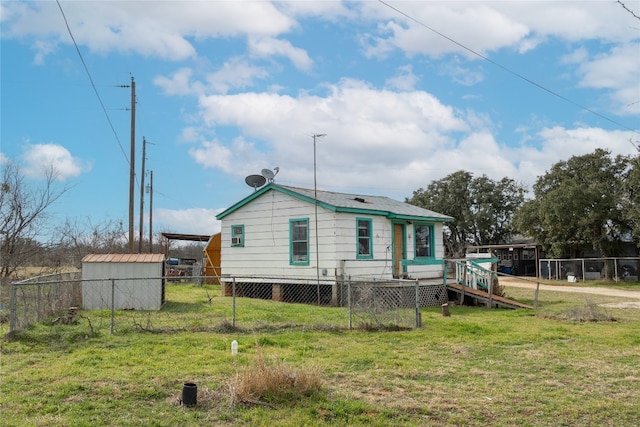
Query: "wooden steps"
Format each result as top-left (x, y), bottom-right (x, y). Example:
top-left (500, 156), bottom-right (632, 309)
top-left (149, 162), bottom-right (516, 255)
top-left (447, 282), bottom-right (533, 310)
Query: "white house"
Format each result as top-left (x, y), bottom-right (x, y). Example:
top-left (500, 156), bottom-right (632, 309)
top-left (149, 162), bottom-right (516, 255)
top-left (215, 184), bottom-right (453, 304)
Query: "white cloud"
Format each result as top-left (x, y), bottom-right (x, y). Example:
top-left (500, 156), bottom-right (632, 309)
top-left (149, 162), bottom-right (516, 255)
top-left (189, 136), bottom-right (268, 178)
top-left (575, 43), bottom-right (640, 116)
top-left (360, 1), bottom-right (638, 59)
top-left (512, 126), bottom-right (639, 188)
top-left (439, 59), bottom-right (484, 86)
top-left (154, 207), bottom-right (222, 235)
top-left (205, 57), bottom-right (271, 94)
top-left (385, 64), bottom-right (419, 91)
top-left (154, 68), bottom-right (199, 96)
top-left (184, 74), bottom-right (637, 199)
top-left (2, 1), bottom-right (295, 62)
top-left (21, 143), bottom-right (90, 181)
top-left (361, 3), bottom-right (530, 59)
top-left (248, 36), bottom-right (313, 71)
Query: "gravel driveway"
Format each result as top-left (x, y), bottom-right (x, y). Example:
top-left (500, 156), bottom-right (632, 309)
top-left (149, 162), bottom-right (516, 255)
top-left (499, 276), bottom-right (640, 308)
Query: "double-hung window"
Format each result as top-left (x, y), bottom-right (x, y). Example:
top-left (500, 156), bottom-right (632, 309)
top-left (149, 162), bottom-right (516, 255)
top-left (290, 218), bottom-right (309, 265)
top-left (356, 218), bottom-right (373, 259)
top-left (414, 224), bottom-right (433, 258)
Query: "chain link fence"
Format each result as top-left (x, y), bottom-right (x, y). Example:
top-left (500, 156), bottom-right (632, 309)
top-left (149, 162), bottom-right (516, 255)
top-left (539, 257), bottom-right (640, 282)
top-left (3, 275), bottom-right (449, 336)
top-left (6, 272), bottom-right (82, 333)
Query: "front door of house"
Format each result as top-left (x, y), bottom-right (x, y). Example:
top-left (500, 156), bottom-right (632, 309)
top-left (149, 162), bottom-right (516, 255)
top-left (392, 223), bottom-right (405, 278)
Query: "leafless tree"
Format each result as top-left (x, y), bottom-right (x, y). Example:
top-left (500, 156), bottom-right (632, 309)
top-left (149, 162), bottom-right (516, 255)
top-left (53, 217), bottom-right (128, 268)
top-left (0, 161), bottom-right (69, 282)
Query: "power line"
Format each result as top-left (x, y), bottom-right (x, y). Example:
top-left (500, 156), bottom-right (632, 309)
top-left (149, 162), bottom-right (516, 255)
top-left (378, 0), bottom-right (640, 147)
top-left (55, 0), bottom-right (130, 165)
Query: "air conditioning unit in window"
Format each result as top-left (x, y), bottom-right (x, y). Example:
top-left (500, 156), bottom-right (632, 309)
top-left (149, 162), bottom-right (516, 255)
top-left (232, 237), bottom-right (242, 245)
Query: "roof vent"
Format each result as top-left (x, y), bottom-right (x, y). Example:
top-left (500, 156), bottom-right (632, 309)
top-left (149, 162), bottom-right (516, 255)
top-left (354, 197), bottom-right (366, 203)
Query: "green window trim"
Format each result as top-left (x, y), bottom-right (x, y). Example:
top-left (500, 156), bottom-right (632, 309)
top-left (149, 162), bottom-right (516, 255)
top-left (231, 224), bottom-right (244, 247)
top-left (402, 258), bottom-right (444, 266)
top-left (289, 218), bottom-right (310, 266)
top-left (356, 217), bottom-right (373, 259)
top-left (413, 223), bottom-right (434, 259)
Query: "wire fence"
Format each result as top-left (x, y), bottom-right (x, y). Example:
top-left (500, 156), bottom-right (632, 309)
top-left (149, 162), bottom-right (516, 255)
top-left (539, 257), bottom-right (640, 282)
top-left (4, 274), bottom-right (449, 336)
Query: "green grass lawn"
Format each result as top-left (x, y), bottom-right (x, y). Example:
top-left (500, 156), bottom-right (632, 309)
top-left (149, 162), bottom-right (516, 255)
top-left (2, 284), bottom-right (639, 426)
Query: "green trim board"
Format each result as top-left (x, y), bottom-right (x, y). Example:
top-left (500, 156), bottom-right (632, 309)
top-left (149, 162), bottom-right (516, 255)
top-left (231, 224), bottom-right (244, 247)
top-left (413, 223), bottom-right (435, 259)
top-left (289, 218), bottom-right (310, 266)
top-left (402, 258), bottom-right (445, 266)
top-left (391, 221), bottom-right (407, 276)
top-left (356, 217), bottom-right (373, 259)
top-left (470, 258), bottom-right (499, 264)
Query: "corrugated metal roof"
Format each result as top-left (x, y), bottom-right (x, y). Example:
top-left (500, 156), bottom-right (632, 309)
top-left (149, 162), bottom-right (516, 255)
top-left (82, 253), bottom-right (166, 263)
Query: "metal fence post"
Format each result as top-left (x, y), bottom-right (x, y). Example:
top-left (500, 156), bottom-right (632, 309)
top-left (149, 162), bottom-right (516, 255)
top-left (347, 276), bottom-right (352, 330)
top-left (534, 281), bottom-right (540, 309)
top-left (232, 277), bottom-right (236, 328)
top-left (415, 279), bottom-right (421, 328)
top-left (9, 282), bottom-right (17, 333)
top-left (110, 279), bottom-right (115, 334)
top-left (36, 283), bottom-right (42, 322)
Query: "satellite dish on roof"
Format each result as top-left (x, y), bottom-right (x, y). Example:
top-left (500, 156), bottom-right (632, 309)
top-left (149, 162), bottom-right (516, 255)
top-left (245, 174), bottom-right (266, 191)
top-left (261, 166), bottom-right (279, 183)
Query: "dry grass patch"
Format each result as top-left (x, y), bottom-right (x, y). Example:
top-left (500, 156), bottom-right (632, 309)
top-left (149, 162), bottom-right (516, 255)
top-left (556, 299), bottom-right (618, 322)
top-left (228, 350), bottom-right (323, 407)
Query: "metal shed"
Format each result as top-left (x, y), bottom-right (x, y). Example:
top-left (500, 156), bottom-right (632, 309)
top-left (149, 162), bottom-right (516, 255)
top-left (81, 253), bottom-right (166, 310)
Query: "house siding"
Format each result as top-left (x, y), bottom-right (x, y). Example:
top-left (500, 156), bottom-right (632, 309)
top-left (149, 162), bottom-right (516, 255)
top-left (219, 189), bottom-right (446, 280)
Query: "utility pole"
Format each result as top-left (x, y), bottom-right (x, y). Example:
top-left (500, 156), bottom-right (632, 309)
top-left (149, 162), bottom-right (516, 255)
top-left (138, 137), bottom-right (154, 253)
top-left (147, 170), bottom-right (154, 252)
top-left (128, 76), bottom-right (136, 254)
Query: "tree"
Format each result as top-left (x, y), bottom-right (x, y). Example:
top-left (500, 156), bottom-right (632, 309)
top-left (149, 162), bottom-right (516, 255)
top-left (0, 161), bottom-right (69, 282)
top-left (406, 171), bottom-right (526, 257)
top-left (514, 149), bottom-right (633, 258)
top-left (621, 154), bottom-right (640, 248)
top-left (53, 217), bottom-right (128, 269)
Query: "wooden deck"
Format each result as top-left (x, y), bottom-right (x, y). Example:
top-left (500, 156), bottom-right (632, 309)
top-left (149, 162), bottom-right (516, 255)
top-left (447, 282), bottom-right (533, 310)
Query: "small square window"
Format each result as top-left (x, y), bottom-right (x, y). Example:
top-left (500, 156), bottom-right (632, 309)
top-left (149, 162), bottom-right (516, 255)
top-left (231, 225), bottom-right (244, 247)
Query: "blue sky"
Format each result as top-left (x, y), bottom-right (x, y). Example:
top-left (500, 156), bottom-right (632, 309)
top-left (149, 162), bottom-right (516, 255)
top-left (2, 1), bottom-right (639, 240)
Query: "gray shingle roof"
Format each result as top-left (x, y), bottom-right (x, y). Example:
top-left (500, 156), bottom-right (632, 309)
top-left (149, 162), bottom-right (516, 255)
top-left (277, 185), bottom-right (453, 221)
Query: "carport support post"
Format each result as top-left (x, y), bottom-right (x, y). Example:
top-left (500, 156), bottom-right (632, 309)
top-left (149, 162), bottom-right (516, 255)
top-left (110, 279), bottom-right (115, 335)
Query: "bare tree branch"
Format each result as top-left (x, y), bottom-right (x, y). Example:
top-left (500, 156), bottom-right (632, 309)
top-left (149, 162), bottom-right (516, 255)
top-left (618, 0), bottom-right (640, 20)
